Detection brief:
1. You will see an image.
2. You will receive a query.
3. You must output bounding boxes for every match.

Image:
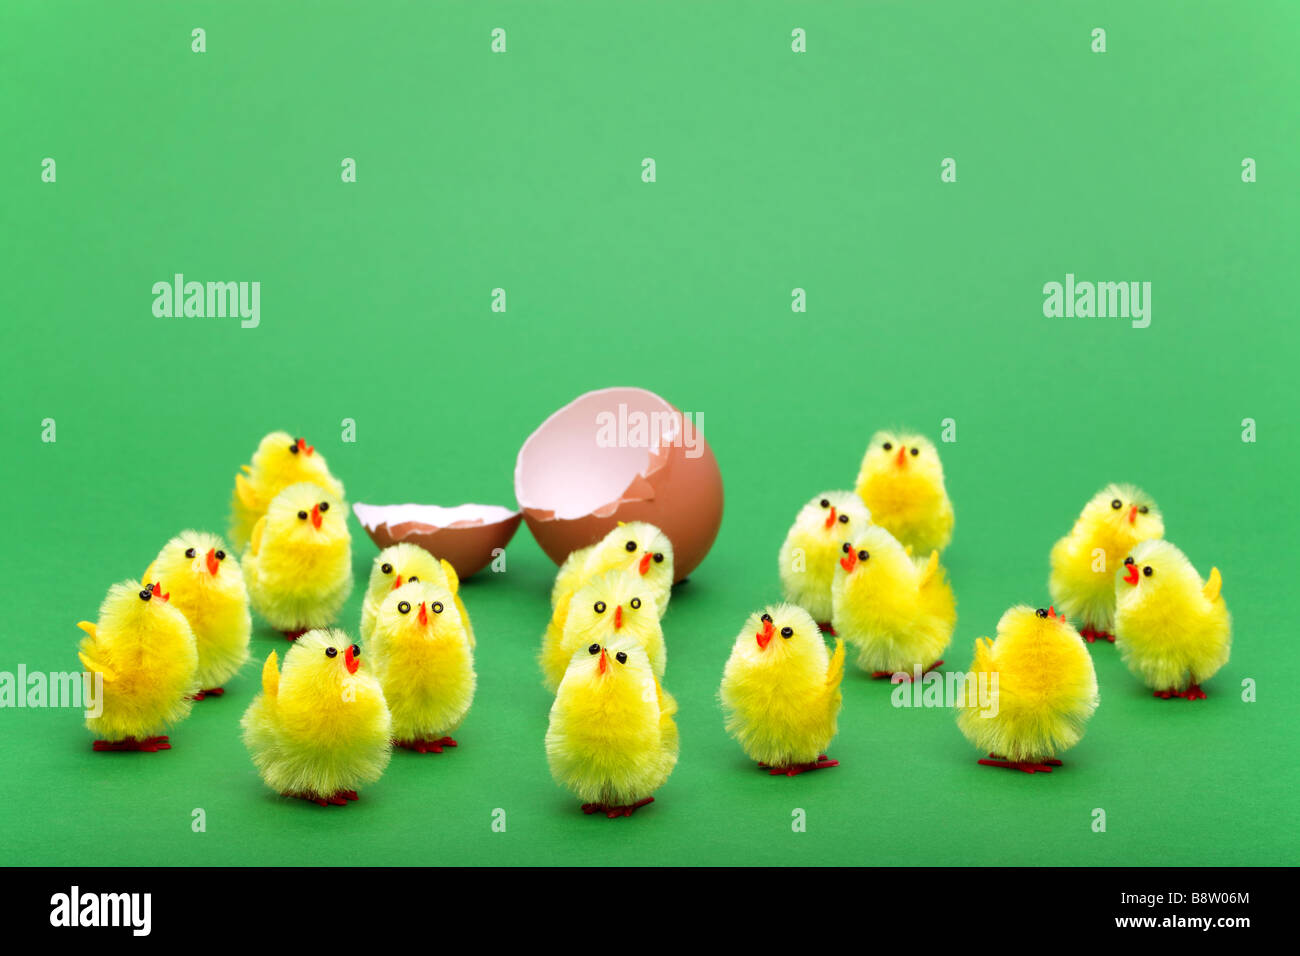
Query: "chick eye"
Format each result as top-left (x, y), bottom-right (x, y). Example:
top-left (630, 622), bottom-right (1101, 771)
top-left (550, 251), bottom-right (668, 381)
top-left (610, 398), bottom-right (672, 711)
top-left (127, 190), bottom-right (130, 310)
top-left (1124, 556), bottom-right (1135, 565)
top-left (408, 575), bottom-right (419, 583)
top-left (615, 651), bottom-right (628, 664)
top-left (630, 597), bottom-right (641, 609)
top-left (910, 447), bottom-right (919, 456)
top-left (381, 563), bottom-right (393, 574)
top-left (1143, 566), bottom-right (1154, 577)
top-left (289, 442), bottom-right (299, 454)
top-left (325, 647), bottom-right (337, 658)
top-left (594, 601), bottom-right (607, 614)
top-left (820, 498), bottom-right (830, 508)
top-left (760, 613), bottom-right (772, 623)
top-left (297, 511), bottom-right (308, 520)
top-left (319, 501), bottom-right (330, 512)
top-left (138, 589), bottom-right (151, 601)
top-left (1111, 499), bottom-right (1122, 509)
top-left (431, 601), bottom-right (444, 613)
top-left (780, 626), bottom-right (793, 638)
top-left (653, 552), bottom-right (664, 563)
top-left (1035, 608), bottom-right (1048, 618)
top-left (838, 514), bottom-right (849, 523)
top-left (841, 543), bottom-right (851, 554)
top-left (858, 550), bottom-right (869, 561)
top-left (350, 644), bottom-right (360, 657)
top-left (625, 541), bottom-right (637, 552)
top-left (882, 441), bottom-right (892, 451)
top-left (215, 550), bottom-right (226, 561)
top-left (398, 601), bottom-right (411, 614)
top-left (588, 643), bottom-right (600, 655)
top-left (1139, 505), bottom-right (1149, 514)
top-left (185, 547), bottom-right (196, 558)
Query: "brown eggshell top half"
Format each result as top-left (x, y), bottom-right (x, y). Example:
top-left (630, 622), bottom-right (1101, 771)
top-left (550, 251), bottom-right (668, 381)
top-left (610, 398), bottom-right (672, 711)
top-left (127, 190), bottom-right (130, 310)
top-left (352, 503), bottom-right (522, 580)
top-left (513, 386), bottom-right (724, 582)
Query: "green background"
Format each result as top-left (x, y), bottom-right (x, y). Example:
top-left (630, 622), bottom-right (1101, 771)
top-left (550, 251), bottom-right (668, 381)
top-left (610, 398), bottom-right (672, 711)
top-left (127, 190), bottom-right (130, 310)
top-left (2, 1), bottom-right (1296, 866)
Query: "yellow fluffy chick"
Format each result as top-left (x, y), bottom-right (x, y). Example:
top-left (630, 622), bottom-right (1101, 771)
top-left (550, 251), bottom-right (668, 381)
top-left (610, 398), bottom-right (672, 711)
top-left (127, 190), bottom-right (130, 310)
top-left (359, 543), bottom-right (474, 648)
top-left (545, 636), bottom-right (678, 818)
top-left (143, 530), bottom-right (250, 698)
top-left (551, 521), bottom-right (674, 619)
top-left (719, 604), bottom-right (845, 775)
top-left (241, 629), bottom-right (391, 806)
top-left (854, 430), bottom-right (954, 555)
top-left (1114, 540), bottom-right (1230, 700)
top-left (540, 569), bottom-right (665, 694)
top-left (1049, 483), bottom-right (1164, 642)
top-left (76, 580), bottom-right (198, 751)
top-left (778, 491), bottom-right (872, 625)
top-left (368, 581), bottom-right (476, 753)
top-left (243, 482), bottom-right (353, 638)
top-left (229, 430), bottom-right (346, 551)
top-left (957, 606), bottom-right (1099, 773)
top-left (831, 524), bottom-right (955, 677)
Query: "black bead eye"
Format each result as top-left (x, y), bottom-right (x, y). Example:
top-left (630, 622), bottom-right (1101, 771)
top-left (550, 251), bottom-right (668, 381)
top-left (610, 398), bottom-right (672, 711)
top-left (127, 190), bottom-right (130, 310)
top-left (431, 601), bottom-right (444, 614)
top-left (408, 576), bottom-right (419, 583)
top-left (838, 514), bottom-right (849, 523)
top-left (1124, 556), bottom-right (1135, 565)
top-left (319, 501), bottom-right (329, 512)
top-left (910, 447), bottom-right (919, 456)
top-left (1111, 499), bottom-right (1122, 509)
top-left (760, 613), bottom-right (772, 623)
top-left (588, 643), bottom-right (600, 655)
top-left (820, 498), bottom-right (830, 508)
top-left (625, 541), bottom-right (637, 552)
top-left (630, 597), bottom-right (641, 609)
top-left (138, 589), bottom-right (151, 601)
top-left (1139, 505), bottom-right (1149, 514)
top-left (858, 550), bottom-right (869, 561)
top-left (325, 647), bottom-right (337, 657)
top-left (615, 651), bottom-right (628, 664)
top-left (289, 442), bottom-right (299, 454)
top-left (185, 547), bottom-right (196, 558)
top-left (297, 510), bottom-right (308, 520)
top-left (381, 563), bottom-right (393, 574)
top-left (841, 543), bottom-right (851, 553)
top-left (1143, 566), bottom-right (1153, 577)
top-left (780, 626), bottom-right (793, 638)
top-left (398, 601), bottom-right (411, 614)
top-left (215, 550), bottom-right (225, 561)
top-left (653, 552), bottom-right (664, 563)
top-left (350, 644), bottom-right (360, 657)
top-left (1035, 608), bottom-right (1048, 618)
top-left (594, 601), bottom-right (606, 614)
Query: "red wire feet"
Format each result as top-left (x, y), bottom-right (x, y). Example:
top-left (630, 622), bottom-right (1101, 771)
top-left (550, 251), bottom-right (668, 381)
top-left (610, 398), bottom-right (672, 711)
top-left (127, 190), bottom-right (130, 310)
top-left (978, 753), bottom-right (1063, 774)
top-left (758, 754), bottom-right (839, 776)
top-left (290, 789), bottom-right (360, 807)
top-left (873, 660), bottom-right (944, 680)
top-left (582, 797), bottom-right (655, 818)
top-left (92, 736), bottom-right (171, 752)
top-left (189, 687), bottom-right (225, 701)
top-left (395, 736), bottom-right (458, 754)
top-left (1155, 684), bottom-right (1206, 701)
top-left (1079, 626), bottom-right (1115, 644)
top-left (282, 629), bottom-right (307, 641)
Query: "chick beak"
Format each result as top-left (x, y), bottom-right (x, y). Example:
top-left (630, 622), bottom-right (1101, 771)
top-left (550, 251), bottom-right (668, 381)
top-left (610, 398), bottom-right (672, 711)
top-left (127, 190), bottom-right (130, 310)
top-left (418, 601), bottom-right (429, 627)
top-left (1128, 505), bottom-right (1138, 524)
top-left (392, 574), bottom-right (403, 591)
top-left (344, 644), bottom-right (360, 674)
top-left (310, 503), bottom-right (322, 529)
top-left (615, 605), bottom-right (624, 630)
top-left (1123, 563), bottom-right (1140, 586)
top-left (638, 552), bottom-right (652, 575)
top-left (151, 583), bottom-right (170, 602)
top-left (840, 549), bottom-right (858, 573)
top-left (823, 506), bottom-right (837, 530)
top-left (598, 647), bottom-right (609, 675)
top-left (756, 619), bottom-right (774, 650)
top-left (895, 445), bottom-right (907, 467)
top-left (205, 548), bottom-right (220, 576)
top-left (298, 437), bottom-right (314, 456)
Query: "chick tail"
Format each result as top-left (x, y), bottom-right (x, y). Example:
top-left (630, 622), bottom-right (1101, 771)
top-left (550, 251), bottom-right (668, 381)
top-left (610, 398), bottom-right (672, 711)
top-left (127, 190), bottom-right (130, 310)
top-left (826, 637), bottom-right (846, 692)
top-left (440, 559), bottom-right (461, 595)
top-left (972, 637), bottom-right (994, 674)
top-left (76, 621), bottom-right (97, 639)
top-left (918, 550), bottom-right (940, 588)
top-left (261, 651), bottom-right (280, 698)
top-left (234, 471), bottom-right (259, 509)
top-left (77, 651), bottom-right (117, 683)
top-left (1203, 566), bottom-right (1222, 603)
top-left (249, 516), bottom-right (266, 557)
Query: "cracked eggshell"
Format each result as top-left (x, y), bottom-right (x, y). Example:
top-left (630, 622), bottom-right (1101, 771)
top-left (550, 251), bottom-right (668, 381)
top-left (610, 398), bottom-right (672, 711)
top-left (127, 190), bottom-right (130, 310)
top-left (352, 502), bottom-right (522, 579)
top-left (514, 386), bottom-right (723, 582)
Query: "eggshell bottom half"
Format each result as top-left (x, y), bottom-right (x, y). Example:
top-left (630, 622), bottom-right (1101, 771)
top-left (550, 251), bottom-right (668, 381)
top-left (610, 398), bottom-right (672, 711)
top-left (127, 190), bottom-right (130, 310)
top-left (514, 386), bottom-right (724, 582)
top-left (352, 503), bottom-right (522, 579)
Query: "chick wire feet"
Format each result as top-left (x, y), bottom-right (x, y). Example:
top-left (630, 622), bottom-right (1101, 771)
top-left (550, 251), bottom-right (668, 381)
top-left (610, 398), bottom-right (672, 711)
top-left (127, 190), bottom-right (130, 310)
top-left (92, 736), bottom-right (171, 753)
top-left (289, 790), bottom-right (360, 807)
top-left (395, 736), bottom-right (458, 754)
top-left (817, 622), bottom-right (836, 635)
top-left (189, 687), bottom-right (226, 701)
top-left (978, 753), bottom-right (1063, 774)
top-left (872, 660), bottom-right (944, 680)
top-left (582, 797), bottom-right (655, 818)
top-left (1079, 626), bottom-right (1115, 644)
top-left (1155, 684), bottom-right (1207, 701)
top-left (758, 755), bottom-right (839, 776)
top-left (282, 629), bottom-right (307, 641)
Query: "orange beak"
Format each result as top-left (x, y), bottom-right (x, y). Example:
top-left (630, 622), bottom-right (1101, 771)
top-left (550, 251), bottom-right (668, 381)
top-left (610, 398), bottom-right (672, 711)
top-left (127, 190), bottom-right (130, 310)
top-left (1123, 563), bottom-right (1140, 586)
top-left (205, 548), bottom-right (220, 576)
top-left (1128, 505), bottom-right (1138, 524)
top-left (598, 647), bottom-right (609, 674)
top-left (756, 619), bottom-right (774, 649)
top-left (344, 644), bottom-right (360, 674)
top-left (895, 445), bottom-right (907, 467)
top-left (824, 506), bottom-right (837, 530)
top-left (392, 574), bottom-right (404, 590)
top-left (1049, 606), bottom-right (1065, 622)
top-left (418, 601), bottom-right (429, 626)
top-left (840, 549), bottom-right (858, 573)
top-left (614, 605), bottom-right (624, 630)
top-left (297, 437), bottom-right (314, 456)
top-left (638, 552), bottom-right (652, 575)
top-left (151, 582), bottom-right (169, 602)
top-left (310, 503), bottom-right (322, 529)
